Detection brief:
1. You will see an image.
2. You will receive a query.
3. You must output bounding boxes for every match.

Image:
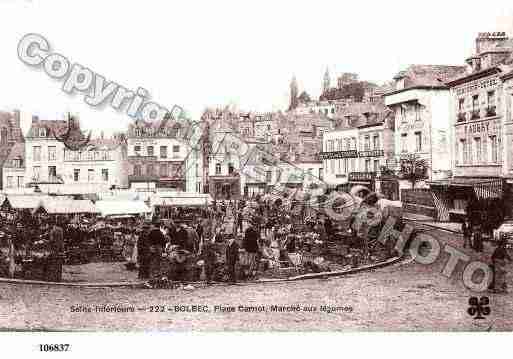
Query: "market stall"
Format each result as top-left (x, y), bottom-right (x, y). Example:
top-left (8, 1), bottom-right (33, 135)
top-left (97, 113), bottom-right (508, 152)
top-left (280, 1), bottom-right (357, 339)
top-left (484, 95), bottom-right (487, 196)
top-left (95, 200), bottom-right (151, 218)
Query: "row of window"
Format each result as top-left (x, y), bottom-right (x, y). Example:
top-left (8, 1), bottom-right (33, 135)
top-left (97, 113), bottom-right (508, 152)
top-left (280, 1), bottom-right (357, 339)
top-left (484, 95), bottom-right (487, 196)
top-left (5, 176), bottom-right (24, 188)
top-left (133, 163), bottom-right (183, 177)
top-left (64, 149), bottom-right (111, 161)
top-left (326, 158), bottom-right (379, 175)
top-left (30, 166), bottom-right (110, 182)
top-left (326, 135), bottom-right (382, 153)
top-left (325, 137), bottom-right (357, 152)
top-left (73, 168), bottom-right (109, 182)
top-left (457, 91), bottom-right (496, 121)
top-left (133, 145), bottom-right (180, 157)
top-left (214, 163), bottom-right (235, 175)
top-left (457, 135), bottom-right (499, 165)
top-left (399, 103), bottom-right (422, 123)
top-left (32, 146), bottom-right (112, 162)
top-left (400, 132), bottom-right (423, 153)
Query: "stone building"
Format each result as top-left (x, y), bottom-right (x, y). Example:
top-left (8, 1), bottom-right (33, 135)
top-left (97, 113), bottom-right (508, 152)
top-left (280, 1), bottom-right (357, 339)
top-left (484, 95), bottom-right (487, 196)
top-left (127, 116), bottom-right (200, 192)
top-left (434, 32), bottom-right (513, 220)
top-left (23, 114), bottom-right (128, 191)
top-left (384, 64), bottom-right (467, 188)
top-left (321, 103), bottom-right (395, 196)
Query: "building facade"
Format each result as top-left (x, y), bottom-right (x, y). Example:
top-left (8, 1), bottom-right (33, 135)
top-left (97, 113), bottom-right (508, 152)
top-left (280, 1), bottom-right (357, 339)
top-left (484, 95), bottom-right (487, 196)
top-left (433, 32), bottom-right (513, 220)
top-left (321, 103), bottom-right (395, 195)
top-left (127, 118), bottom-right (200, 192)
top-left (24, 115), bottom-right (128, 191)
top-left (385, 65), bottom-right (467, 185)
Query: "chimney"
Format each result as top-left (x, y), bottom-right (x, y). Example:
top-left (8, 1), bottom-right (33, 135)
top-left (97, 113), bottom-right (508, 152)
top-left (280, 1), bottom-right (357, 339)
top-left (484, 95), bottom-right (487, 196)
top-left (32, 115), bottom-right (39, 123)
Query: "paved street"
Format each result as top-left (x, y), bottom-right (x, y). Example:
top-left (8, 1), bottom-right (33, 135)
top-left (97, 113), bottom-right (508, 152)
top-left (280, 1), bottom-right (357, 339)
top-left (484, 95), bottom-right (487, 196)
top-left (0, 225), bottom-right (511, 331)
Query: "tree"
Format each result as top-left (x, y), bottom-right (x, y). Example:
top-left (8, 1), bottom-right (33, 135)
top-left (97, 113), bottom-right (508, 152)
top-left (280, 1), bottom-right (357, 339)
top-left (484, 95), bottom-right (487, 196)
top-left (398, 154), bottom-right (429, 188)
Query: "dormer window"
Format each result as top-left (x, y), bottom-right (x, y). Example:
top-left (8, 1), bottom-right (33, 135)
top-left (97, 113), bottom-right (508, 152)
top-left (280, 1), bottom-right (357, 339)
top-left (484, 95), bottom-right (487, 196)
top-left (39, 128), bottom-right (46, 137)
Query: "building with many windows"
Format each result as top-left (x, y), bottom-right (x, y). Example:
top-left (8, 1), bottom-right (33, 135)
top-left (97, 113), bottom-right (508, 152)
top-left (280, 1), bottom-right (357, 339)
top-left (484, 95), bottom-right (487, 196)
top-left (23, 115), bottom-right (128, 192)
top-left (321, 103), bottom-right (395, 196)
top-left (127, 117), bottom-right (200, 192)
top-left (384, 64), bottom-right (466, 185)
top-left (426, 32), bottom-right (513, 220)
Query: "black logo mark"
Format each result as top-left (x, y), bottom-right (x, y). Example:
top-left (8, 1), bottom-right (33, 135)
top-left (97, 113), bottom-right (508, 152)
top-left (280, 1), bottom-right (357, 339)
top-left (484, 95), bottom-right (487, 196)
top-left (467, 296), bottom-right (490, 319)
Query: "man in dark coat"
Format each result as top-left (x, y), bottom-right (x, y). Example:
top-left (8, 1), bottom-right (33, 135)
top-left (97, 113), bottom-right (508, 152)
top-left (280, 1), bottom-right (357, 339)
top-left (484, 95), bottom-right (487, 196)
top-left (147, 219), bottom-right (166, 278)
top-left (225, 236), bottom-right (240, 283)
top-left (174, 224), bottom-right (189, 248)
top-left (243, 222), bottom-right (259, 278)
top-left (243, 223), bottom-right (259, 253)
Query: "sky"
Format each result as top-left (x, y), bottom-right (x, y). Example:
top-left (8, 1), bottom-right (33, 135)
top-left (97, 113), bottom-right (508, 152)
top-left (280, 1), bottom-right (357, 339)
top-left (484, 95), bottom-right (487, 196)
top-left (1, 0), bottom-right (513, 136)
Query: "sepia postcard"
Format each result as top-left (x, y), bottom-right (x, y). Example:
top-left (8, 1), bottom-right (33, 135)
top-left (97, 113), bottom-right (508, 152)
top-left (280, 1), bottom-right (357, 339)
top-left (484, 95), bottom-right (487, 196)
top-left (0, 0), bottom-right (513, 356)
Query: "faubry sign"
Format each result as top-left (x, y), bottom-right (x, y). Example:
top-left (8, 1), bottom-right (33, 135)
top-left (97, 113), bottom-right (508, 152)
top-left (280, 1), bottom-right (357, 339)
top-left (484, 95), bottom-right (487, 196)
top-left (463, 120), bottom-right (498, 134)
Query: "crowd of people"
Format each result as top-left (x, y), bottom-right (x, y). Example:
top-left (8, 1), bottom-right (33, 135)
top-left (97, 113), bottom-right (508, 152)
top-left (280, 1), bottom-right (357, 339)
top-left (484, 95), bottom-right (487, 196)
top-left (1, 192), bottom-right (510, 292)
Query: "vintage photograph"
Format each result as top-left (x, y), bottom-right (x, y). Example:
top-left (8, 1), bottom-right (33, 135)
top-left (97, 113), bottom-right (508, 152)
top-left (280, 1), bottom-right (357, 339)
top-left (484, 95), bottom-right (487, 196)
top-left (0, 0), bottom-right (513, 342)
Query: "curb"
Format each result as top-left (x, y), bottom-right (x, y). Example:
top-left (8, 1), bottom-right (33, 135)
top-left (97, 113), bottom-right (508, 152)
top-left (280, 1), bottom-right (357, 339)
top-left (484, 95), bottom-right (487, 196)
top-left (256, 255), bottom-right (402, 283)
top-left (0, 255), bottom-right (403, 288)
top-left (0, 277), bottom-right (144, 288)
top-left (403, 218), bottom-right (461, 234)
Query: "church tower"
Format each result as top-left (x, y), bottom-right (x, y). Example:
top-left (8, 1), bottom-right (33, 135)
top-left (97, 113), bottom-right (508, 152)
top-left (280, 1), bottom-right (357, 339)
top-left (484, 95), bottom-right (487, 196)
top-left (322, 67), bottom-right (330, 94)
top-left (289, 75), bottom-right (298, 111)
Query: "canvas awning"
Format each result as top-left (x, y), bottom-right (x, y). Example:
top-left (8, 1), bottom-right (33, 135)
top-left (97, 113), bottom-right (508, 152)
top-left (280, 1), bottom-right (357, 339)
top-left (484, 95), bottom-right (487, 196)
top-left (34, 199), bottom-right (99, 214)
top-left (94, 200), bottom-right (151, 217)
top-left (152, 194), bottom-right (213, 207)
top-left (1, 195), bottom-right (52, 210)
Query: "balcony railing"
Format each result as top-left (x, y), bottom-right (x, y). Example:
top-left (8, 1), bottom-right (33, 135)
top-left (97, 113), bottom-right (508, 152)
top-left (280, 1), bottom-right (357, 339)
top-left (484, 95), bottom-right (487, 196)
top-left (486, 106), bottom-right (497, 117)
top-left (471, 109), bottom-right (480, 120)
top-left (457, 112), bottom-right (466, 123)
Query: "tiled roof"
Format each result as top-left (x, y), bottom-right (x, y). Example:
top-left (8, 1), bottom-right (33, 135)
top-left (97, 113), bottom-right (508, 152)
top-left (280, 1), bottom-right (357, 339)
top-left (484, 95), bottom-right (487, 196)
top-left (26, 119), bottom-right (68, 138)
top-left (392, 64), bottom-right (467, 90)
top-left (333, 103), bottom-right (392, 130)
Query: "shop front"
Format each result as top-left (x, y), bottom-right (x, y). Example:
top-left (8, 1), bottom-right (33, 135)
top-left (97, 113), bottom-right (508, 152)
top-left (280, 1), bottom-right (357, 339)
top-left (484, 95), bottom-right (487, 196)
top-left (429, 177), bottom-right (504, 222)
top-left (378, 174), bottom-right (400, 201)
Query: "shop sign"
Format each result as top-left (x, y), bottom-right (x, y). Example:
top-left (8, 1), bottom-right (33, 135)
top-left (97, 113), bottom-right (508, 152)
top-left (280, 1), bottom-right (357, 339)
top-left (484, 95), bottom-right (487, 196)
top-left (399, 121), bottom-right (424, 132)
top-left (464, 120), bottom-right (497, 135)
top-left (320, 150), bottom-right (358, 159)
top-left (455, 77), bottom-right (498, 96)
